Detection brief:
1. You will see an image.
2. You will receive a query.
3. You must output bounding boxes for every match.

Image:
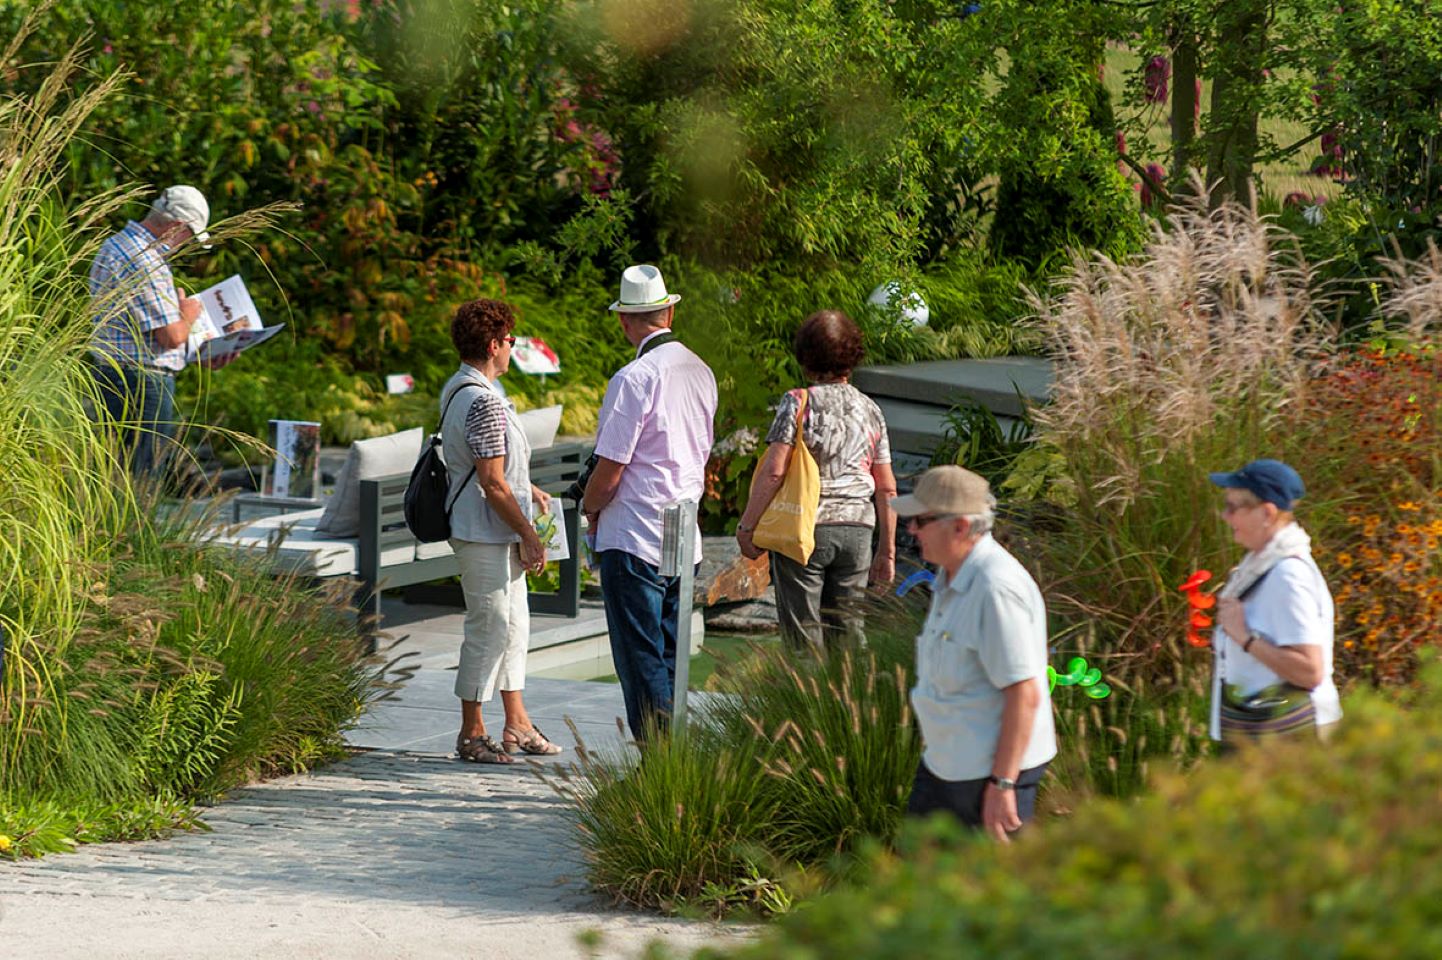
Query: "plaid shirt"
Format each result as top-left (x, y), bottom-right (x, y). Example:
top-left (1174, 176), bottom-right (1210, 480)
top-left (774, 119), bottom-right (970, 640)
top-left (88, 221), bottom-right (187, 372)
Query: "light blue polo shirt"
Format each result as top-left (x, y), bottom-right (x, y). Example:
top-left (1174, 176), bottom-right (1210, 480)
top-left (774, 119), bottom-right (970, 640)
top-left (911, 534), bottom-right (1058, 781)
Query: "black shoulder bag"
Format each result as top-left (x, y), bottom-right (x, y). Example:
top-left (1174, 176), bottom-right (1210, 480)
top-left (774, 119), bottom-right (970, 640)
top-left (404, 383), bottom-right (481, 543)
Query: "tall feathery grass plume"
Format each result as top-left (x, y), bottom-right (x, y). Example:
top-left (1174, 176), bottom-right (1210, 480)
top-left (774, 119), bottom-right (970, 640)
top-left (1019, 180), bottom-right (1339, 682)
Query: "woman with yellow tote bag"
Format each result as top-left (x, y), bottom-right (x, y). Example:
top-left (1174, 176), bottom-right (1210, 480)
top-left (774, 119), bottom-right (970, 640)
top-left (749, 389), bottom-right (821, 564)
top-left (737, 311), bottom-right (897, 652)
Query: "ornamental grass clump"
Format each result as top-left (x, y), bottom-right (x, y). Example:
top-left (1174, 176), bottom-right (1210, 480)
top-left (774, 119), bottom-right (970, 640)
top-left (1, 31), bottom-right (374, 856)
top-left (548, 613), bottom-right (920, 916)
top-left (1025, 184), bottom-right (1335, 685)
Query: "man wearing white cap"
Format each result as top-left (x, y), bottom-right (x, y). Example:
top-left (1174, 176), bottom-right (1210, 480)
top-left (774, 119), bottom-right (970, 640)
top-left (88, 185), bottom-right (217, 477)
top-left (891, 466), bottom-right (1056, 841)
top-left (583, 264), bottom-right (717, 740)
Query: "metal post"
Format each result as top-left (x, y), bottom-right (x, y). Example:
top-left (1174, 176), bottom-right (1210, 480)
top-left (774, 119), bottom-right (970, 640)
top-left (659, 500), bottom-right (698, 735)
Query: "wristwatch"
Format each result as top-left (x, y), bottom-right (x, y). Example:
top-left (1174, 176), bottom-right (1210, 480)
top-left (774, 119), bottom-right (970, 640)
top-left (987, 775), bottom-right (1017, 791)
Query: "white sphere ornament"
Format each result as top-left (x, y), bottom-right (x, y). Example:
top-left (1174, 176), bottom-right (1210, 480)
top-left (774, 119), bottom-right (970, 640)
top-left (867, 281), bottom-right (929, 327)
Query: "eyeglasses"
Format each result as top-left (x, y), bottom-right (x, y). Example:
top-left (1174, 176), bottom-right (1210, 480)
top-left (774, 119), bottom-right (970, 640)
top-left (503, 336), bottom-right (518, 346)
top-left (907, 514), bottom-right (953, 530)
top-left (1221, 498), bottom-right (1261, 515)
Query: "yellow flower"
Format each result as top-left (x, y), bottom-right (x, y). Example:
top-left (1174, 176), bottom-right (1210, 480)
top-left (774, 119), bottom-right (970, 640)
top-left (1399, 501), bottom-right (1421, 512)
top-left (0, 835), bottom-right (11, 853)
top-left (1337, 553), bottom-right (1354, 568)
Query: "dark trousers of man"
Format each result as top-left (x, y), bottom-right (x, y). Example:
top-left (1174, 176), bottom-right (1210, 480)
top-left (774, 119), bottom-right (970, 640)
top-left (89, 356), bottom-right (177, 478)
top-left (599, 549), bottom-right (680, 741)
top-left (906, 760), bottom-right (1050, 829)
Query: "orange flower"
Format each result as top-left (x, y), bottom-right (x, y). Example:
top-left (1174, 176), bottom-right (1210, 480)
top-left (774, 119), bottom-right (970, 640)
top-left (1190, 611), bottom-right (1213, 629)
top-left (1186, 592), bottom-right (1216, 610)
top-left (1186, 629), bottom-right (1211, 648)
top-left (1178, 570), bottom-right (1213, 592)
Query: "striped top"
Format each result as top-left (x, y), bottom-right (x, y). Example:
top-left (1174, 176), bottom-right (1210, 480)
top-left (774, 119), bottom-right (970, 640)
top-left (464, 389), bottom-right (508, 460)
top-left (88, 221), bottom-right (187, 371)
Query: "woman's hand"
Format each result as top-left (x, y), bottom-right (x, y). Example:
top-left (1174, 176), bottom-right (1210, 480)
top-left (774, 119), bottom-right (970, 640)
top-left (736, 526), bottom-right (764, 560)
top-left (869, 552), bottom-right (895, 586)
top-left (1217, 597), bottom-right (1249, 647)
top-left (531, 484), bottom-right (552, 517)
top-left (519, 529), bottom-right (546, 572)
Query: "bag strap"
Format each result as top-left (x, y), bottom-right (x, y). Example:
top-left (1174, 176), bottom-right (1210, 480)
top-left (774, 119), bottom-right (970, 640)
top-left (439, 380), bottom-right (486, 516)
top-left (637, 330), bottom-right (676, 359)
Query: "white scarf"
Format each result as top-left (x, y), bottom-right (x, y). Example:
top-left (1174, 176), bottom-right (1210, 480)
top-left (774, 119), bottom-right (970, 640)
top-left (1209, 521), bottom-right (1313, 739)
top-left (1216, 521), bottom-right (1313, 600)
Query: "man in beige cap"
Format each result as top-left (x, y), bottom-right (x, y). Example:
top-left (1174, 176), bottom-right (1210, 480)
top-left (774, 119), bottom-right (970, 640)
top-left (891, 465), bottom-right (1056, 841)
top-left (88, 185), bottom-right (221, 477)
top-left (583, 264), bottom-right (717, 740)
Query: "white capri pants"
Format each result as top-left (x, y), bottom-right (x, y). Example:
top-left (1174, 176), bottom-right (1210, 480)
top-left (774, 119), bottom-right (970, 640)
top-left (451, 539), bottom-right (529, 702)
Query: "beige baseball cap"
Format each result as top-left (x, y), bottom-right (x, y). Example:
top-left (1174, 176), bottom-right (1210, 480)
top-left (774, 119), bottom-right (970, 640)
top-left (890, 465), bottom-right (991, 517)
top-left (151, 185), bottom-right (211, 247)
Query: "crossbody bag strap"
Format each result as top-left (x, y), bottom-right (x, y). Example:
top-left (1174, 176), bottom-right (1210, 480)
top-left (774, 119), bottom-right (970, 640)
top-left (636, 330), bottom-right (676, 359)
top-left (440, 381), bottom-right (486, 516)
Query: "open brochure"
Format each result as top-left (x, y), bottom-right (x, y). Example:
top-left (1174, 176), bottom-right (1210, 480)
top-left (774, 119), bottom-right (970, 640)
top-left (532, 498), bottom-right (570, 563)
top-left (185, 274), bottom-right (285, 364)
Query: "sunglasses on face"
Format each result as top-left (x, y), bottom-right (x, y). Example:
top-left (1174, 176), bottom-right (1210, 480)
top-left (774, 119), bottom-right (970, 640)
top-left (1221, 498), bottom-right (1261, 515)
top-left (503, 336), bottom-right (517, 346)
top-left (907, 514), bottom-right (952, 530)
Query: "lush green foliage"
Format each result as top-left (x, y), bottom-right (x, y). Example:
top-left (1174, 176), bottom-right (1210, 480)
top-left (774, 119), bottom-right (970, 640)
top-left (686, 659), bottom-right (1442, 959)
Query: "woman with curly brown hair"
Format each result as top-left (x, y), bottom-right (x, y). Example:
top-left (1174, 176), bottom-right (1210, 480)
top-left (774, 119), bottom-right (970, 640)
top-left (441, 298), bottom-right (562, 763)
top-left (737, 309), bottom-right (897, 651)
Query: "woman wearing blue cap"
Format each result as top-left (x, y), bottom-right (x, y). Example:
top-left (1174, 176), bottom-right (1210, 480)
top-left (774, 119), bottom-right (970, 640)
top-left (1208, 459), bottom-right (1341, 743)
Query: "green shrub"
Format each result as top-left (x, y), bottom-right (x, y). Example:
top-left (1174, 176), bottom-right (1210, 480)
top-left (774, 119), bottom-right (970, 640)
top-left (689, 661), bottom-right (1442, 959)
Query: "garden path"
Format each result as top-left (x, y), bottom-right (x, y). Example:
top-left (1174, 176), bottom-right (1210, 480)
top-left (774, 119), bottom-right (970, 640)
top-left (0, 599), bottom-right (740, 960)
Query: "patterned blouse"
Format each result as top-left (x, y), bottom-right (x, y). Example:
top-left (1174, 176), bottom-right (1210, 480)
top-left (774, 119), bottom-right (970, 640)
top-left (765, 382), bottom-right (892, 526)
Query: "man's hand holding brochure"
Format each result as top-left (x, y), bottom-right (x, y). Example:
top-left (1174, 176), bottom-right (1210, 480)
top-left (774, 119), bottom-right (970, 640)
top-left (184, 274), bottom-right (284, 366)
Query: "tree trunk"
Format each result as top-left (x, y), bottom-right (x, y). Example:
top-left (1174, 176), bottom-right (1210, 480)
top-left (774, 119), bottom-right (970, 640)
top-left (1205, 3), bottom-right (1268, 207)
top-left (1170, 25), bottom-right (1199, 199)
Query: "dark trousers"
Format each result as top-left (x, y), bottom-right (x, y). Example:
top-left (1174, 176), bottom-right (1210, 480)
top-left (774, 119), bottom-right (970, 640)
top-left (89, 356), bottom-right (177, 478)
top-left (599, 550), bottom-right (681, 741)
top-left (906, 760), bottom-right (1050, 829)
top-left (769, 524), bottom-right (872, 653)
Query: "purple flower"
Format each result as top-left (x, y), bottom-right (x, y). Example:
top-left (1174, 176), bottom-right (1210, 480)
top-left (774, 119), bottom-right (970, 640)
top-left (1144, 55), bottom-right (1170, 104)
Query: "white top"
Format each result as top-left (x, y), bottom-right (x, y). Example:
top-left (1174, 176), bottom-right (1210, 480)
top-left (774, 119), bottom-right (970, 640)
top-left (1211, 555), bottom-right (1342, 739)
top-left (911, 534), bottom-right (1058, 781)
top-left (592, 329), bottom-right (718, 567)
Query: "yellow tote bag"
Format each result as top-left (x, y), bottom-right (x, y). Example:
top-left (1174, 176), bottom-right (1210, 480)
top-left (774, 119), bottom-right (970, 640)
top-left (749, 389), bottom-right (820, 565)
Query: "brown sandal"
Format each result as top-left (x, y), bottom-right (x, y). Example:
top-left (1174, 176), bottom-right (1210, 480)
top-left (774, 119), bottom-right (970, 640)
top-left (502, 724), bottom-right (563, 756)
top-left (456, 733), bottom-right (515, 764)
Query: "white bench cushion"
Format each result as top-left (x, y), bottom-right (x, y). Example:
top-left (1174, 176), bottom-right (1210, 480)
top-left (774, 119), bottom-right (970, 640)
top-left (208, 509), bottom-right (455, 579)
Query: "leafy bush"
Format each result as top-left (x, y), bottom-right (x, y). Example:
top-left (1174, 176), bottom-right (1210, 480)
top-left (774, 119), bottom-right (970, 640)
top-left (688, 660), bottom-right (1442, 959)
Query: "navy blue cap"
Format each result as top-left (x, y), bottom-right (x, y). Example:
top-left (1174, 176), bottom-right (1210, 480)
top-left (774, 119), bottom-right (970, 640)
top-left (1208, 459), bottom-right (1305, 510)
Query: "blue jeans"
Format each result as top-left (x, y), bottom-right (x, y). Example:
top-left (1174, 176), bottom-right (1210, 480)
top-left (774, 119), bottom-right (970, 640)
top-left (89, 357), bottom-right (177, 478)
top-left (599, 550), bottom-right (681, 741)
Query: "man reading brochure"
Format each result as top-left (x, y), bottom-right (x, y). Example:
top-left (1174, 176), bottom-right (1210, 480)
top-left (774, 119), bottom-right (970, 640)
top-left (88, 185), bottom-right (239, 478)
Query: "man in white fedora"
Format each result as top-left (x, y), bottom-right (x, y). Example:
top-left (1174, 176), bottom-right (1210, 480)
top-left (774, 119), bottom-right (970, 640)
top-left (891, 465), bottom-right (1056, 841)
top-left (88, 185), bottom-right (230, 477)
top-left (583, 264), bottom-right (717, 740)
